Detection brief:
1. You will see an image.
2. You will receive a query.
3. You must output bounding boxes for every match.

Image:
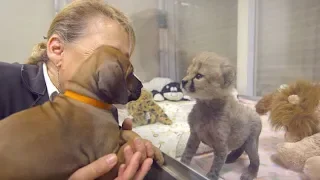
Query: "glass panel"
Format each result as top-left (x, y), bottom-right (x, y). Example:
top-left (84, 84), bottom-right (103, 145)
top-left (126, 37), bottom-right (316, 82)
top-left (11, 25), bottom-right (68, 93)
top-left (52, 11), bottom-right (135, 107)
top-left (255, 0), bottom-right (320, 96)
top-left (173, 0), bottom-right (238, 81)
top-left (4, 0), bottom-right (320, 179)
top-left (3, 0), bottom-right (320, 179)
top-left (106, 0), bottom-right (238, 179)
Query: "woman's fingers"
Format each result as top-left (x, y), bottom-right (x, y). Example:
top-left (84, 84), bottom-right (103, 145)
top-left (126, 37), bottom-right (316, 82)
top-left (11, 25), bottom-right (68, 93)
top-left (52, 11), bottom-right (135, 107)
top-left (121, 152), bottom-right (142, 179)
top-left (124, 145), bottom-right (134, 165)
top-left (117, 164), bottom-right (126, 177)
top-left (68, 154), bottom-right (117, 180)
top-left (133, 158), bottom-right (153, 180)
top-left (133, 138), bottom-right (147, 162)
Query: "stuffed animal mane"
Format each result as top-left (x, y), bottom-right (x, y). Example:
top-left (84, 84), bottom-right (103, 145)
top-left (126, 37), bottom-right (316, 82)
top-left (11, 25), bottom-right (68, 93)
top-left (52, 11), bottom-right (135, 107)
top-left (269, 80), bottom-right (320, 139)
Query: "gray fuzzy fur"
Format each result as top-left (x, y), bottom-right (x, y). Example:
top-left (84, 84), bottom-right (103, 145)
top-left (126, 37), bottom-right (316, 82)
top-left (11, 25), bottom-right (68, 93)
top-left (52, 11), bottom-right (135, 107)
top-left (180, 52), bottom-right (262, 180)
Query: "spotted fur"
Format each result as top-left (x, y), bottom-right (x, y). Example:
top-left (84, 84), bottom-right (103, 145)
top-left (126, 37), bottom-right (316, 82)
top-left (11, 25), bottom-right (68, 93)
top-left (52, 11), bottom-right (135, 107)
top-left (126, 89), bottom-right (172, 127)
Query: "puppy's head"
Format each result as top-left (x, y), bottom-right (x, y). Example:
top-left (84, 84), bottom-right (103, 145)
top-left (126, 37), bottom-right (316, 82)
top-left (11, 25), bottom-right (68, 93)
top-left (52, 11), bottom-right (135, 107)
top-left (181, 52), bottom-right (236, 100)
top-left (69, 45), bottom-right (142, 104)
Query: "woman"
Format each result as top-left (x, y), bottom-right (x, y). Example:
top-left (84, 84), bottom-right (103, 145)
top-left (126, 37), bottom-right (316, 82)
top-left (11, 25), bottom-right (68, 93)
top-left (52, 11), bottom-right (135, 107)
top-left (0, 1), bottom-right (155, 179)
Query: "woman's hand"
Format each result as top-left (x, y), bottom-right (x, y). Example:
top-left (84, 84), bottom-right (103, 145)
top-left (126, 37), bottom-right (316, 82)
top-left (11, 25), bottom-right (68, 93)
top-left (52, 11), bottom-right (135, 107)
top-left (69, 151), bottom-right (153, 180)
top-left (68, 118), bottom-right (154, 180)
top-left (68, 147), bottom-right (153, 180)
top-left (68, 154), bottom-right (118, 180)
top-left (116, 146), bottom-right (153, 180)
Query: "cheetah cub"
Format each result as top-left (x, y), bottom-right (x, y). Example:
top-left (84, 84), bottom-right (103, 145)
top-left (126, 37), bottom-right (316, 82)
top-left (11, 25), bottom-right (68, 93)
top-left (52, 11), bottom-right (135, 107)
top-left (180, 52), bottom-right (262, 180)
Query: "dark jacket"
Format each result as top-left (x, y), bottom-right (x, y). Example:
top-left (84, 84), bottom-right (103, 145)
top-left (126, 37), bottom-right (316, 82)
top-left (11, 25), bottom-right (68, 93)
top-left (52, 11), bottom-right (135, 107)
top-left (0, 62), bottom-right (118, 121)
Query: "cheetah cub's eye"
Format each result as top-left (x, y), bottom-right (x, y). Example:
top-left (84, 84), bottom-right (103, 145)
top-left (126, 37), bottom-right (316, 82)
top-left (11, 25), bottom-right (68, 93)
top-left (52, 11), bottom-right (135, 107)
top-left (195, 73), bottom-right (204, 79)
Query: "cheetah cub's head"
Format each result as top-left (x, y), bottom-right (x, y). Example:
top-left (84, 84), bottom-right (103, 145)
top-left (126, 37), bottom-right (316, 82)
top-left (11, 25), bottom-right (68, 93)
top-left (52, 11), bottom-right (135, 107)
top-left (181, 52), bottom-right (236, 100)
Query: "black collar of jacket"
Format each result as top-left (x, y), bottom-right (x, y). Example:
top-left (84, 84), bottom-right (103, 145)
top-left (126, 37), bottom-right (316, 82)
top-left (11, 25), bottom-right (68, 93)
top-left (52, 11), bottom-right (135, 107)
top-left (20, 63), bottom-right (48, 106)
top-left (21, 63), bottom-right (46, 95)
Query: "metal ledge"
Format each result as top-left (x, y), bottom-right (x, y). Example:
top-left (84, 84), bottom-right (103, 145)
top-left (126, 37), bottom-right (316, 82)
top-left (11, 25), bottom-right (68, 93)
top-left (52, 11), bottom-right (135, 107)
top-left (145, 153), bottom-right (209, 180)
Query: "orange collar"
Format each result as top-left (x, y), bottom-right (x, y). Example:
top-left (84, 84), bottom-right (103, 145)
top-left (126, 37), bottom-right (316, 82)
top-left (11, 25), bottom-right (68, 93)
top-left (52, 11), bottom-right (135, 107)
top-left (64, 90), bottom-right (112, 110)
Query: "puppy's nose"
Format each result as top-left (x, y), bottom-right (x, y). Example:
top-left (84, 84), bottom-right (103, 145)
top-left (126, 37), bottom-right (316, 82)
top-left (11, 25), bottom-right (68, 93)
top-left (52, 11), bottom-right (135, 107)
top-left (181, 80), bottom-right (188, 87)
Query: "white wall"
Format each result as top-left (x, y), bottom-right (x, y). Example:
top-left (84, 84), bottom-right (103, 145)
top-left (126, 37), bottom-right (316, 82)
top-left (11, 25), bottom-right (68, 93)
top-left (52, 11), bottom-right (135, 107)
top-left (174, 0), bottom-right (238, 81)
top-left (105, 0), bottom-right (160, 82)
top-left (255, 0), bottom-right (320, 96)
top-left (0, 1), bottom-right (54, 63)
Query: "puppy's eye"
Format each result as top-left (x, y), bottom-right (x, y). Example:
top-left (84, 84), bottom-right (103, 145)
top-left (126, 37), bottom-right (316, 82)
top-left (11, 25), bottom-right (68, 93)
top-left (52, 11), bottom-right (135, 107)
top-left (195, 73), bottom-right (204, 79)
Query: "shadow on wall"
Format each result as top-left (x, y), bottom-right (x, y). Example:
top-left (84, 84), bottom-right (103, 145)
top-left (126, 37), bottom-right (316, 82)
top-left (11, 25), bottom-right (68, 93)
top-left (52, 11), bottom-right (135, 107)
top-left (130, 9), bottom-right (161, 83)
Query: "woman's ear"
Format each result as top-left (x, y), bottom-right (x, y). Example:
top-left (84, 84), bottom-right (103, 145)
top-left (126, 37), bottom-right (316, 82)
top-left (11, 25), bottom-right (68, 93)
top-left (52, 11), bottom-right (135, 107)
top-left (46, 34), bottom-right (65, 68)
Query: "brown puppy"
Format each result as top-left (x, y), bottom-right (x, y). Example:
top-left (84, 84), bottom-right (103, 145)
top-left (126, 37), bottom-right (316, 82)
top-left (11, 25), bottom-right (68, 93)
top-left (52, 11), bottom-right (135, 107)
top-left (0, 45), bottom-right (164, 180)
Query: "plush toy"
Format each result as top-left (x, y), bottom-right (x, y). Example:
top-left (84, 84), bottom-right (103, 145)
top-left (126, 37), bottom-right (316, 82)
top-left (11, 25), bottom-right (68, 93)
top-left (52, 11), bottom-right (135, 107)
top-left (276, 132), bottom-right (320, 180)
top-left (255, 80), bottom-right (320, 179)
top-left (143, 77), bottom-right (173, 93)
top-left (255, 80), bottom-right (320, 142)
top-left (126, 89), bottom-right (173, 127)
top-left (151, 82), bottom-right (191, 102)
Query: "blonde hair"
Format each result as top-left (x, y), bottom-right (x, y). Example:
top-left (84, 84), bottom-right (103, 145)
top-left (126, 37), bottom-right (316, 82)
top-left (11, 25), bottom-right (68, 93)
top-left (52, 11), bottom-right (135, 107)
top-left (27, 0), bottom-right (135, 65)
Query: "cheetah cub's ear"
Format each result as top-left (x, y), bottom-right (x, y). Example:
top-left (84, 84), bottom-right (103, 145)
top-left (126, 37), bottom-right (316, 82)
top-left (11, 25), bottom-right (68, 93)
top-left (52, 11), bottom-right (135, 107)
top-left (220, 62), bottom-right (236, 88)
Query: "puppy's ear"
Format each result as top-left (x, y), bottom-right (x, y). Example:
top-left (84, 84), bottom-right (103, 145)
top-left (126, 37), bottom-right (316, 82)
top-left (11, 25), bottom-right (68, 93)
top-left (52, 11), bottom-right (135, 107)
top-left (220, 62), bottom-right (236, 88)
top-left (97, 59), bottom-right (128, 104)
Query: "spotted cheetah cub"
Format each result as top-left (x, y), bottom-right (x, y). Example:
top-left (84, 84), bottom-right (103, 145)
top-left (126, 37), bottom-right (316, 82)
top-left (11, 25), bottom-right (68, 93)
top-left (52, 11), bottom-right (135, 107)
top-left (180, 52), bottom-right (262, 180)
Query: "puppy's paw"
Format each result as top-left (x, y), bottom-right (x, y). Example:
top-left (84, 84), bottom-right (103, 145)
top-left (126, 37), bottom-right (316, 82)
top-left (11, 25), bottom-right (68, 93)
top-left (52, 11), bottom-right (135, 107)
top-left (152, 145), bottom-right (165, 166)
top-left (240, 171), bottom-right (256, 180)
top-left (139, 138), bottom-right (164, 166)
top-left (119, 130), bottom-right (165, 166)
top-left (206, 171), bottom-right (219, 180)
top-left (119, 130), bottom-right (140, 144)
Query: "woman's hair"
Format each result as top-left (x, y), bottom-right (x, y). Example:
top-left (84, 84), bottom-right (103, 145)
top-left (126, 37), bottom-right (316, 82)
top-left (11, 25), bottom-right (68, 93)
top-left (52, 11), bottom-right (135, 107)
top-left (27, 0), bottom-right (135, 65)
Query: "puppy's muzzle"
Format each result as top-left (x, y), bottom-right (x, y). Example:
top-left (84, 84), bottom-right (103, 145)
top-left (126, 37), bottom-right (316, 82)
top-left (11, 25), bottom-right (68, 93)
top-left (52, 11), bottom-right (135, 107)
top-left (127, 74), bottom-right (143, 102)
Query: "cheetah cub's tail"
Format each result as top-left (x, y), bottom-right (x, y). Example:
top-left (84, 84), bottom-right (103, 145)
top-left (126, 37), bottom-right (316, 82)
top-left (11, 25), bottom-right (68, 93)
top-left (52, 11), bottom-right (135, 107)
top-left (225, 144), bottom-right (245, 164)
